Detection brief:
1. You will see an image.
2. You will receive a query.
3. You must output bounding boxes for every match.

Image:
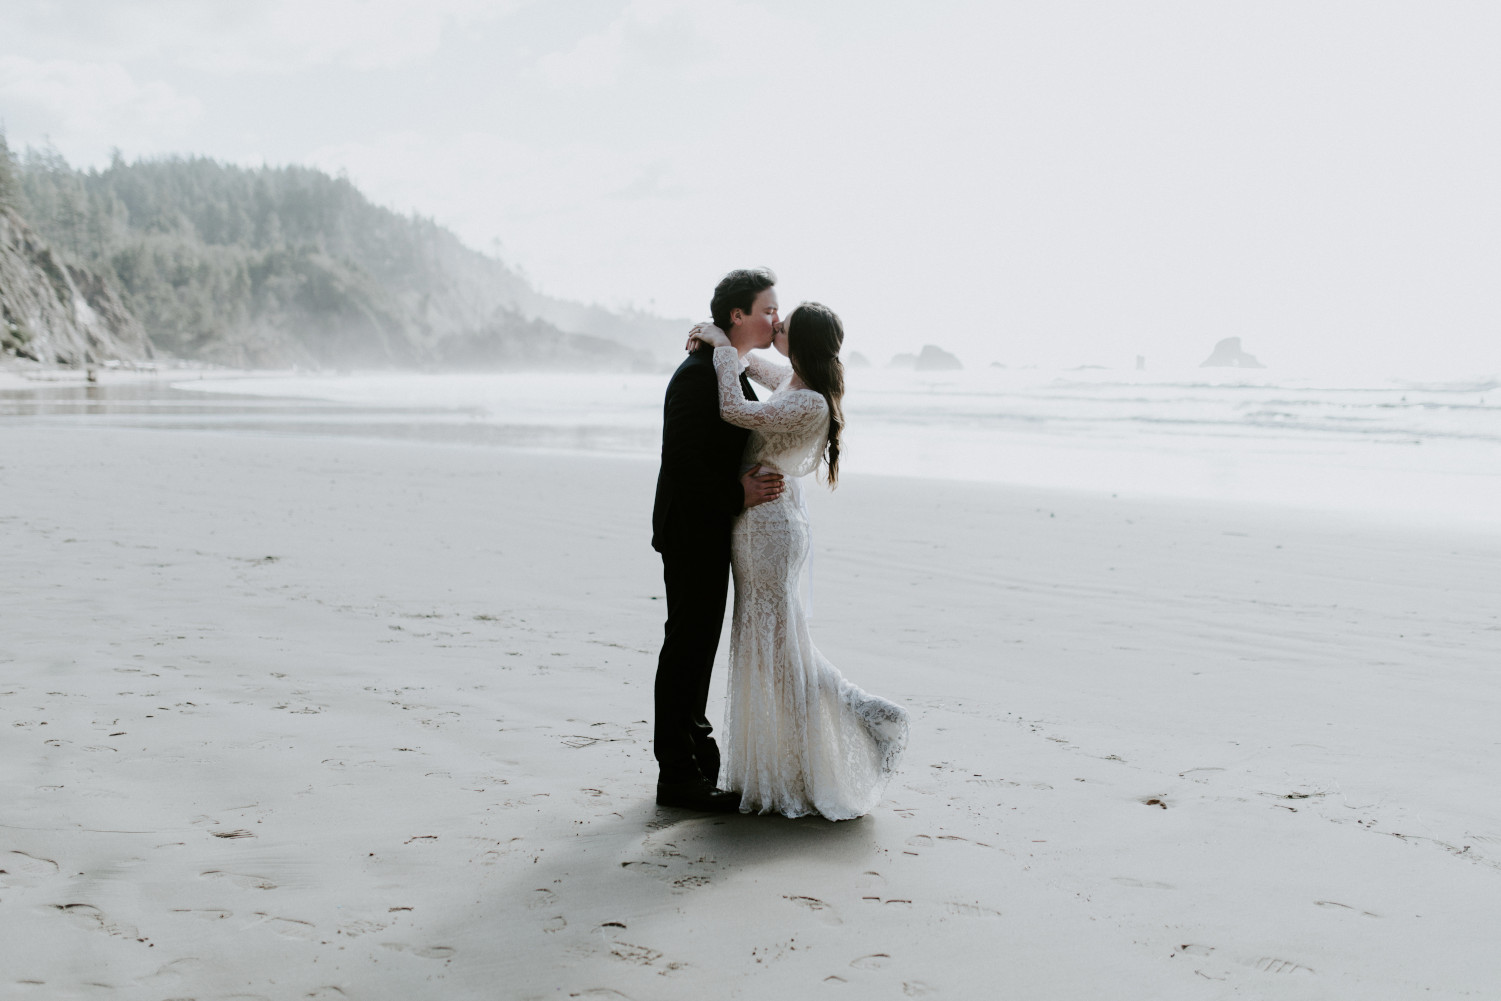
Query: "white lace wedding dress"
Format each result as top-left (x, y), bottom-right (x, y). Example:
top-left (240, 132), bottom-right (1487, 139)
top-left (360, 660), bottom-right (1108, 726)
top-left (710, 346), bottom-right (910, 820)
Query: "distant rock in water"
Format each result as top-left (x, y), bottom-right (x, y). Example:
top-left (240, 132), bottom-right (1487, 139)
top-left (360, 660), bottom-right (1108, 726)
top-left (889, 352), bottom-right (917, 369)
top-left (845, 350), bottom-right (870, 368)
top-left (915, 344), bottom-right (962, 371)
top-left (0, 207), bottom-right (152, 366)
top-left (990, 361), bottom-right (1008, 369)
top-left (1200, 337), bottom-right (1265, 368)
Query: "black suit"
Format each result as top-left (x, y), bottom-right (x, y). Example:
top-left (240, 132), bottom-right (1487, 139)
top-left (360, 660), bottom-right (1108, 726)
top-left (651, 344), bottom-right (756, 784)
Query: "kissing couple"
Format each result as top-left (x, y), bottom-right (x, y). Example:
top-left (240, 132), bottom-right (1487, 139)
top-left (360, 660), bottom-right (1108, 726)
top-left (649, 268), bottom-right (910, 819)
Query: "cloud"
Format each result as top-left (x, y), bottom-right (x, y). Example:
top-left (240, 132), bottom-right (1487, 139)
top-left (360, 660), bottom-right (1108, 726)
top-left (301, 129), bottom-right (721, 309)
top-left (304, 128), bottom-right (704, 227)
top-left (198, 0), bottom-right (521, 72)
top-left (607, 161), bottom-right (682, 201)
top-left (0, 56), bottom-right (202, 160)
top-left (1, 0), bottom-right (524, 73)
top-left (531, 0), bottom-right (810, 90)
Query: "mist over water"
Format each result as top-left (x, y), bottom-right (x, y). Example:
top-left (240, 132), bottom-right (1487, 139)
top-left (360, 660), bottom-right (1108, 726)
top-left (168, 365), bottom-right (1500, 529)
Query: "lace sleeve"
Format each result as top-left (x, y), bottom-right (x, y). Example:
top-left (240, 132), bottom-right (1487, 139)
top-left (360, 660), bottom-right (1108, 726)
top-left (745, 351), bottom-right (793, 391)
top-left (712, 346), bottom-right (827, 432)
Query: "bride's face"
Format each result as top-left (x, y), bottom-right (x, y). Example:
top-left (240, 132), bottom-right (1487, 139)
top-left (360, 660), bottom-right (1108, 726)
top-left (772, 319), bottom-right (790, 357)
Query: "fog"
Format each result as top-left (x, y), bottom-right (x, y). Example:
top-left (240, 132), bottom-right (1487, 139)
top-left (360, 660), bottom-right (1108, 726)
top-left (3, 1), bottom-right (1498, 377)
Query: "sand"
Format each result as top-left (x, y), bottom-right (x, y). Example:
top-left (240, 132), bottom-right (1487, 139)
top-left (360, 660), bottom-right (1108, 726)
top-left (2, 421), bottom-right (1499, 1000)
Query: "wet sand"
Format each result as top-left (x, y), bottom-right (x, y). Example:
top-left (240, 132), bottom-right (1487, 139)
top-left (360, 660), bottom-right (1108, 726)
top-left (2, 419), bottom-right (1499, 1000)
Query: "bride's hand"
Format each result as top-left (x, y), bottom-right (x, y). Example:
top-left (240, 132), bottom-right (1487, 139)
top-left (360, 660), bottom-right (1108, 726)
top-left (685, 322), bottom-right (731, 351)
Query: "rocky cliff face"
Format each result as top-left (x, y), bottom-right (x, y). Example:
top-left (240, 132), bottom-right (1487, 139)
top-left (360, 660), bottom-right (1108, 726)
top-left (0, 207), bottom-right (152, 366)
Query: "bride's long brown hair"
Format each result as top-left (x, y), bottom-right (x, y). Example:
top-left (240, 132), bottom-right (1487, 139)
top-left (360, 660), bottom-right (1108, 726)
top-left (786, 302), bottom-right (845, 488)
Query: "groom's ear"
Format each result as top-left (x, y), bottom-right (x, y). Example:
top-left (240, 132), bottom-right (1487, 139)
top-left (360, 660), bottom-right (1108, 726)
top-left (727, 308), bottom-right (744, 329)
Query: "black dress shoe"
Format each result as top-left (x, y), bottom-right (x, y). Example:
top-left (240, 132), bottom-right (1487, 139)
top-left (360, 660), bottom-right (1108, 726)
top-left (655, 779), bottom-right (741, 813)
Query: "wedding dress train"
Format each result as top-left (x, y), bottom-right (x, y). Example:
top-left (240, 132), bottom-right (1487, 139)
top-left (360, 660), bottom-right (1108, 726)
top-left (711, 347), bottom-right (909, 820)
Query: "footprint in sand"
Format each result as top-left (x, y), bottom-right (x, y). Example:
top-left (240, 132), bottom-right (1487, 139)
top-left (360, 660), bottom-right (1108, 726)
top-left (136, 957), bottom-right (206, 984)
top-left (2, 851), bottom-right (60, 886)
top-left (336, 918), bottom-right (392, 937)
top-left (902, 983), bottom-right (936, 997)
top-left (1112, 877), bottom-right (1175, 890)
top-left (944, 902), bottom-right (1002, 918)
top-left (73, 785), bottom-right (127, 801)
top-left (542, 915), bottom-right (567, 933)
top-left (782, 895), bottom-right (842, 925)
top-left (526, 888), bottom-right (558, 910)
top-left (199, 869), bottom-right (277, 890)
top-left (380, 942), bottom-right (455, 960)
top-left (971, 775), bottom-right (1031, 789)
top-left (171, 908), bottom-right (233, 921)
top-left (254, 914), bottom-right (317, 940)
top-left (1245, 956), bottom-right (1315, 975)
top-left (608, 942), bottom-right (664, 966)
top-left (1314, 900), bottom-right (1380, 917)
top-left (850, 954), bottom-right (892, 970)
top-left (592, 921), bottom-right (629, 947)
top-left (51, 903), bottom-right (144, 941)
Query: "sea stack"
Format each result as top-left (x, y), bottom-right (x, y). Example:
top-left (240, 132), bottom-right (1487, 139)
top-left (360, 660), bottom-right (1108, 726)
top-left (914, 344), bottom-right (963, 371)
top-left (1200, 337), bottom-right (1265, 368)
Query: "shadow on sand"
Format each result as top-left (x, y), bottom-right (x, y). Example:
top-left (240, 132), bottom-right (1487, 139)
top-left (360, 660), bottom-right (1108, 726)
top-left (494, 797), bottom-right (881, 922)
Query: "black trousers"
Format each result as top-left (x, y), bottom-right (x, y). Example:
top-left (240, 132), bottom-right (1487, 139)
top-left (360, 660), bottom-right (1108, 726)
top-left (653, 533), bottom-right (731, 784)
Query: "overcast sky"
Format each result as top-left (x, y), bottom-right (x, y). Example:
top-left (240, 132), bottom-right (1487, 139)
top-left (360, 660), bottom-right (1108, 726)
top-left (2, 1), bottom-right (1498, 375)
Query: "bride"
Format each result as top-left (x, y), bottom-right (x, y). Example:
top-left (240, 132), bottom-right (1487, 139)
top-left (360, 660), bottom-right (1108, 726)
top-left (690, 303), bottom-right (909, 820)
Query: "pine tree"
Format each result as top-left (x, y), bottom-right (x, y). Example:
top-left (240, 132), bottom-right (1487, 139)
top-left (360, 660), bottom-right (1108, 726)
top-left (0, 131), bottom-right (17, 208)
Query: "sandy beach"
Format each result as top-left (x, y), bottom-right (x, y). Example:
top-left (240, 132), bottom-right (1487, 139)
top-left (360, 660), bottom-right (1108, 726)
top-left (2, 420), bottom-right (1499, 1000)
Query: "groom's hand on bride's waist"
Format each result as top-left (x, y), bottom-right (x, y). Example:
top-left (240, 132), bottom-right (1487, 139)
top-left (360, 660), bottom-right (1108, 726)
top-left (742, 465), bottom-right (784, 509)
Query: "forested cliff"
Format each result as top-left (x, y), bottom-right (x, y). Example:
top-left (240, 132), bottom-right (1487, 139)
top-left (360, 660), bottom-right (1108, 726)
top-left (0, 139), bottom-right (674, 370)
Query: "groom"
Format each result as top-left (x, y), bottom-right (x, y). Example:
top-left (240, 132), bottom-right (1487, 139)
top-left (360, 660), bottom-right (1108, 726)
top-left (650, 267), bottom-right (784, 811)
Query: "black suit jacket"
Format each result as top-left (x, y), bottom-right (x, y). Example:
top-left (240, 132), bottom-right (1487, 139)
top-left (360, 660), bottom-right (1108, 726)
top-left (651, 345), bottom-right (757, 552)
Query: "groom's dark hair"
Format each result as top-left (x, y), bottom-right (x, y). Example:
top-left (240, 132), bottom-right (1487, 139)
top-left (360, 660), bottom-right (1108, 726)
top-left (710, 268), bottom-right (776, 332)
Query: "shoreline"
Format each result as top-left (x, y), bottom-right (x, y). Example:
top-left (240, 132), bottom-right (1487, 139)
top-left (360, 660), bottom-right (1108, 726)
top-left (0, 362), bottom-right (294, 397)
top-left (2, 422), bottom-right (1499, 998)
top-left (5, 370), bottom-right (1498, 537)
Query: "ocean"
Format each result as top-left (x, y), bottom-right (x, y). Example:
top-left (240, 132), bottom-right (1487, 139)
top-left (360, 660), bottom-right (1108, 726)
top-left (7, 364), bottom-right (1498, 528)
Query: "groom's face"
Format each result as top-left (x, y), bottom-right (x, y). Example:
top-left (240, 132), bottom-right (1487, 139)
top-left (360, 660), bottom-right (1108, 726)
top-left (733, 288), bottom-right (780, 350)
